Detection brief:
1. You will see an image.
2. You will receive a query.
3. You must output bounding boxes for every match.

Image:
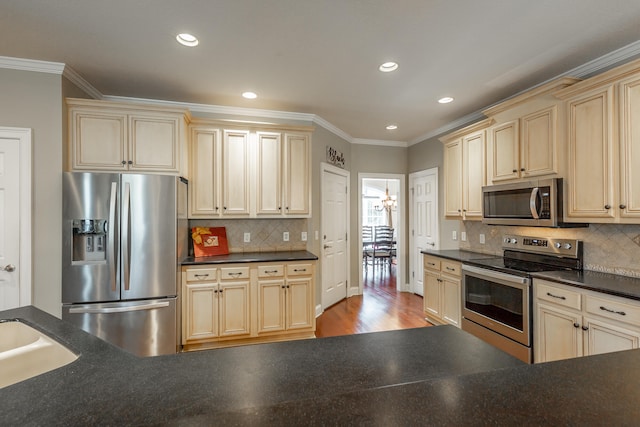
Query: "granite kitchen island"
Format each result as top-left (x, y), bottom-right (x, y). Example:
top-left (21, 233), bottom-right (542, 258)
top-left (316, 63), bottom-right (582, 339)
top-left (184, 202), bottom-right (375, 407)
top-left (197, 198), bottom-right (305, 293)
top-left (2, 306), bottom-right (639, 425)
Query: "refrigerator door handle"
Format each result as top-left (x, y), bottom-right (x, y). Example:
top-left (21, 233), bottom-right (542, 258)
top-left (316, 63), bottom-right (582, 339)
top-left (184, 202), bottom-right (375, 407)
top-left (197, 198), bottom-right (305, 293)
top-left (123, 182), bottom-right (131, 291)
top-left (108, 182), bottom-right (118, 292)
top-left (68, 301), bottom-right (170, 314)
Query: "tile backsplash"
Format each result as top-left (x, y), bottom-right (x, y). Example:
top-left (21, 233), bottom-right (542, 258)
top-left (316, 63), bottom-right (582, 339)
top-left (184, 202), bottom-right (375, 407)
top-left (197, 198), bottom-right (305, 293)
top-left (189, 219), bottom-right (308, 254)
top-left (459, 222), bottom-right (640, 278)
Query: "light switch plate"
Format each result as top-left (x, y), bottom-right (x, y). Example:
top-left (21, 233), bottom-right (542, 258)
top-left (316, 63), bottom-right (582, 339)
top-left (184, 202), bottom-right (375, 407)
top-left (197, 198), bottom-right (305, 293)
top-left (283, 231), bottom-right (290, 242)
top-left (479, 234), bottom-right (486, 244)
top-left (461, 231), bottom-right (467, 241)
top-left (244, 232), bottom-right (250, 243)
top-left (452, 231), bottom-right (458, 241)
top-left (301, 232), bottom-right (307, 241)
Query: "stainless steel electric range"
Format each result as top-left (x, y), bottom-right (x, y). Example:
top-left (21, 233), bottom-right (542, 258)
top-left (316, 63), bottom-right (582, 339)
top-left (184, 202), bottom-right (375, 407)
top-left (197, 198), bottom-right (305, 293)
top-left (461, 234), bottom-right (583, 363)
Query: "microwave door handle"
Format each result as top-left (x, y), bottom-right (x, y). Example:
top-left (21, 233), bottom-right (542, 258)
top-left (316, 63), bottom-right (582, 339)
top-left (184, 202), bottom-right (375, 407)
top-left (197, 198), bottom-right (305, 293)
top-left (530, 187), bottom-right (540, 219)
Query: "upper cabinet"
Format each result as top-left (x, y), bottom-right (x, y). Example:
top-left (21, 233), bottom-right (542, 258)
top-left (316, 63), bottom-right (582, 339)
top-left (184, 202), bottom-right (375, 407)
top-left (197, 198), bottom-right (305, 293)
top-left (66, 98), bottom-right (189, 175)
top-left (441, 119), bottom-right (493, 220)
top-left (189, 120), bottom-right (312, 219)
top-left (484, 78), bottom-right (578, 184)
top-left (555, 57), bottom-right (640, 223)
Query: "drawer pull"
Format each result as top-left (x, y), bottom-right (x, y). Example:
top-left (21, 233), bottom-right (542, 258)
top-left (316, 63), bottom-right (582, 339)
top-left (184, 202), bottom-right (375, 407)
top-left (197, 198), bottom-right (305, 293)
top-left (194, 274), bottom-right (210, 278)
top-left (227, 272), bottom-right (243, 277)
top-left (264, 270), bottom-right (279, 274)
top-left (427, 262), bottom-right (436, 267)
top-left (293, 268), bottom-right (307, 272)
top-left (600, 306), bottom-right (626, 316)
top-left (546, 292), bottom-right (566, 300)
top-left (445, 267), bottom-right (455, 271)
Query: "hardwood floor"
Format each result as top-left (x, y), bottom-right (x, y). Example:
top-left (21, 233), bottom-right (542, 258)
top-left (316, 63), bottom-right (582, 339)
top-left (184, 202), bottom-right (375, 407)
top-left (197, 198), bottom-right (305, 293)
top-left (315, 263), bottom-right (432, 338)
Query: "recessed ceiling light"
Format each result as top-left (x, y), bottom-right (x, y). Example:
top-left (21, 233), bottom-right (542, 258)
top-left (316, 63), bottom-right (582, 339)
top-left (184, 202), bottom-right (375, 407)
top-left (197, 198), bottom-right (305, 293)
top-left (438, 97), bottom-right (454, 104)
top-left (176, 33), bottom-right (199, 47)
top-left (379, 62), bottom-right (399, 72)
top-left (386, 124), bottom-right (398, 130)
top-left (242, 92), bottom-right (257, 99)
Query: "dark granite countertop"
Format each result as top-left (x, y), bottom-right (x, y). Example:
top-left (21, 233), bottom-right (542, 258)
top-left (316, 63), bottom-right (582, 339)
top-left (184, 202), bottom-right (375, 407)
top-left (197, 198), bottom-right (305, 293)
top-left (420, 249), bottom-right (499, 263)
top-left (3, 306), bottom-right (640, 425)
top-left (181, 250), bottom-right (318, 265)
top-left (533, 269), bottom-right (640, 301)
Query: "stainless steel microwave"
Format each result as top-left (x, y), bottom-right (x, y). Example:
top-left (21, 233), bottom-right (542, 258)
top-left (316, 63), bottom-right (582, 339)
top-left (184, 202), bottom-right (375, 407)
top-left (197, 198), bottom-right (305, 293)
top-left (482, 178), bottom-right (586, 227)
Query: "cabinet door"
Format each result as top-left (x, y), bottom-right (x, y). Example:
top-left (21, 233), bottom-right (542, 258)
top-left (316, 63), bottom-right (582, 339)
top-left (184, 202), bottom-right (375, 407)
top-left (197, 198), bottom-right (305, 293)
top-left (284, 133), bottom-right (311, 216)
top-left (189, 128), bottom-right (220, 217)
top-left (258, 279), bottom-right (286, 333)
top-left (489, 120), bottom-right (519, 182)
top-left (618, 75), bottom-right (640, 219)
top-left (462, 130), bottom-right (485, 219)
top-left (566, 86), bottom-right (616, 220)
top-left (423, 270), bottom-right (441, 319)
top-left (71, 110), bottom-right (128, 171)
top-left (521, 106), bottom-right (557, 178)
top-left (286, 277), bottom-right (314, 330)
top-left (222, 130), bottom-right (251, 216)
top-left (535, 302), bottom-right (582, 363)
top-left (183, 283), bottom-right (218, 343)
top-left (441, 277), bottom-right (461, 328)
top-left (218, 281), bottom-right (250, 337)
top-left (585, 317), bottom-right (640, 356)
top-left (128, 114), bottom-right (180, 173)
top-left (443, 139), bottom-right (462, 217)
top-left (256, 132), bottom-right (282, 215)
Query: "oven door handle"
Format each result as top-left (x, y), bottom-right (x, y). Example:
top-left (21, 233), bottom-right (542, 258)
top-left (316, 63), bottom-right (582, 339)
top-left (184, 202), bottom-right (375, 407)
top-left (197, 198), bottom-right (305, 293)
top-left (462, 264), bottom-right (530, 286)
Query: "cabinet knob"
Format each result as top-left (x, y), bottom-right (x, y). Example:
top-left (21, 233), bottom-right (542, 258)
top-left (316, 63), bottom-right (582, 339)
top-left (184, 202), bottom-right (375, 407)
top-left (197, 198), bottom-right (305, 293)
top-left (604, 205), bottom-right (611, 209)
top-left (620, 204), bottom-right (627, 209)
top-left (581, 325), bottom-right (589, 331)
top-left (128, 160), bottom-right (133, 165)
top-left (121, 160), bottom-right (127, 165)
top-left (520, 168), bottom-right (525, 172)
top-left (573, 322), bottom-right (580, 328)
top-left (512, 169), bottom-right (517, 173)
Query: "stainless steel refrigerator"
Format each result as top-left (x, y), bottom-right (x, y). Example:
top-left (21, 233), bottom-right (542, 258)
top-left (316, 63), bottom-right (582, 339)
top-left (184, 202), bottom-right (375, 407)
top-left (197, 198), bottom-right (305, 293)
top-left (62, 172), bottom-right (188, 356)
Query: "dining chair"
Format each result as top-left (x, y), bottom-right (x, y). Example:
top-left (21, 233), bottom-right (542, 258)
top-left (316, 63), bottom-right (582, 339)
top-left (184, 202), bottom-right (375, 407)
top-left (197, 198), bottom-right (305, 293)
top-left (362, 225), bottom-right (374, 266)
top-left (372, 225), bottom-right (394, 269)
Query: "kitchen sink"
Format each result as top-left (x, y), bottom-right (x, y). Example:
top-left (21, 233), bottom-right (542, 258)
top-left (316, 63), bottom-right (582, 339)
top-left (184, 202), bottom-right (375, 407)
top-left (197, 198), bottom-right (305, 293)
top-left (0, 319), bottom-right (78, 389)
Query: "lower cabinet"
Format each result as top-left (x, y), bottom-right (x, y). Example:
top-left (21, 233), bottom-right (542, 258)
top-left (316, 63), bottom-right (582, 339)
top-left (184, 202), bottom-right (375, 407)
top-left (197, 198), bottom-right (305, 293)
top-left (182, 261), bottom-right (315, 350)
top-left (534, 279), bottom-right (640, 363)
top-left (423, 255), bottom-right (462, 328)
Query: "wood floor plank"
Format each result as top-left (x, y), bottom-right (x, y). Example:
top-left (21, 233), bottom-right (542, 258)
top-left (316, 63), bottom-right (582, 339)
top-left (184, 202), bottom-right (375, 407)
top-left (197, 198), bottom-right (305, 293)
top-left (316, 264), bottom-right (432, 338)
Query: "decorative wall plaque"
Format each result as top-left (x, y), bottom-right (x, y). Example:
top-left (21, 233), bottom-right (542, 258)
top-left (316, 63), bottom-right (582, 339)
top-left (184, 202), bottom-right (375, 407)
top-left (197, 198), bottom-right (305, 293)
top-left (326, 146), bottom-right (345, 168)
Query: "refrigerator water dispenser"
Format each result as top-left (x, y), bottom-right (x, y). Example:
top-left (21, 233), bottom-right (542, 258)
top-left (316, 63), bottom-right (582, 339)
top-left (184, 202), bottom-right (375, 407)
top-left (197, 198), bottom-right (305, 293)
top-left (72, 219), bottom-right (107, 262)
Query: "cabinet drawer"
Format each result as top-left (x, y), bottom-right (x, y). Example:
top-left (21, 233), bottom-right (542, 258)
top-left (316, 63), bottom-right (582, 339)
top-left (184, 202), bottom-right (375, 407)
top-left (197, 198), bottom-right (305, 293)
top-left (441, 260), bottom-right (461, 277)
top-left (286, 264), bottom-right (312, 276)
top-left (185, 268), bottom-right (217, 282)
top-left (258, 265), bottom-right (284, 278)
top-left (585, 295), bottom-right (640, 326)
top-left (220, 267), bottom-right (250, 280)
top-left (423, 255), bottom-right (441, 272)
top-left (536, 282), bottom-right (581, 311)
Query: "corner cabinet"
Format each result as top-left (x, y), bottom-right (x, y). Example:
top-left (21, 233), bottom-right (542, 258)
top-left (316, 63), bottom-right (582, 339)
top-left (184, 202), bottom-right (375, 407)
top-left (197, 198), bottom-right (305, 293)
top-left (66, 98), bottom-right (189, 175)
top-left (441, 119), bottom-right (493, 220)
top-left (534, 279), bottom-right (640, 363)
top-left (423, 254), bottom-right (461, 328)
top-left (188, 120), bottom-right (312, 219)
top-left (182, 260), bottom-right (316, 351)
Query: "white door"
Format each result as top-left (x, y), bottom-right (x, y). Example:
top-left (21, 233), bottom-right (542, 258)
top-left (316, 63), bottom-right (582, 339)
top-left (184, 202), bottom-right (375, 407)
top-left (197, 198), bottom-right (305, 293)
top-left (321, 165), bottom-right (348, 309)
top-left (0, 128), bottom-right (30, 310)
top-left (409, 169), bottom-right (438, 296)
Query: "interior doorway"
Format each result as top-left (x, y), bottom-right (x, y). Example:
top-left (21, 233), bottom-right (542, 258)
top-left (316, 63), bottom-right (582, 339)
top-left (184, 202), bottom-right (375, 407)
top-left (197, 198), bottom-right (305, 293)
top-left (358, 174), bottom-right (405, 293)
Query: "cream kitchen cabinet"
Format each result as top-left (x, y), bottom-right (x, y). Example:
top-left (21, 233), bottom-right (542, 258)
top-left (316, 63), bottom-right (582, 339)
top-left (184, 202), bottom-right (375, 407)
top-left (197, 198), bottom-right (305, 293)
top-left (257, 262), bottom-right (315, 334)
top-left (256, 132), bottom-right (311, 216)
top-left (554, 58), bottom-right (640, 223)
top-left (188, 120), bottom-right (312, 219)
top-left (534, 279), bottom-right (640, 363)
top-left (423, 254), bottom-right (461, 328)
top-left (67, 98), bottom-right (189, 174)
top-left (182, 266), bottom-right (250, 346)
top-left (441, 119), bottom-right (493, 220)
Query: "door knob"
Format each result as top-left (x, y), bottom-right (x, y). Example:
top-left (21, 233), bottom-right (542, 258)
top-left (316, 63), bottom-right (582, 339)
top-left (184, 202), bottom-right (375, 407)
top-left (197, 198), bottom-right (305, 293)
top-left (2, 264), bottom-right (15, 272)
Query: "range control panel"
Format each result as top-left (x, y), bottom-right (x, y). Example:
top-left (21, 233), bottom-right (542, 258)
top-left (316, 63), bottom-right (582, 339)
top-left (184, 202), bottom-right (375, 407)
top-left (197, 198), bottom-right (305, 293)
top-left (502, 234), bottom-right (580, 257)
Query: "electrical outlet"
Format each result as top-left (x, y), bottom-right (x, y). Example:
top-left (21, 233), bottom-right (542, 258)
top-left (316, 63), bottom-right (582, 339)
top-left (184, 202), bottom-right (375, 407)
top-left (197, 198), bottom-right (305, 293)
top-left (461, 231), bottom-right (467, 242)
top-left (452, 230), bottom-right (457, 241)
top-left (283, 231), bottom-right (290, 242)
top-left (243, 232), bottom-right (250, 243)
top-left (301, 232), bottom-right (307, 241)
top-left (479, 233), bottom-right (486, 244)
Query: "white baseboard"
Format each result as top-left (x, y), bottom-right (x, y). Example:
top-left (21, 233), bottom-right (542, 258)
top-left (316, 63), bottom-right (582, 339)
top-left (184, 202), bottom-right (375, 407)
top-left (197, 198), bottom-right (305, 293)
top-left (315, 304), bottom-right (323, 318)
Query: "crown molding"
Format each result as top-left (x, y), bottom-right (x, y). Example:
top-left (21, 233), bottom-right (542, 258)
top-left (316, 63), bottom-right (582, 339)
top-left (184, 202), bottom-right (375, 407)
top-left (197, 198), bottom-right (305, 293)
top-left (565, 39), bottom-right (640, 78)
top-left (352, 138), bottom-right (407, 148)
top-left (408, 111), bottom-right (486, 146)
top-left (0, 55), bottom-right (65, 74)
top-left (62, 65), bottom-right (103, 99)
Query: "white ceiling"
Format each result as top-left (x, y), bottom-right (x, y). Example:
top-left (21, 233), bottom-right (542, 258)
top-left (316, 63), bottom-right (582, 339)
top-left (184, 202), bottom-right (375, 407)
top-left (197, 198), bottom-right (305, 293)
top-left (3, 0), bottom-right (640, 143)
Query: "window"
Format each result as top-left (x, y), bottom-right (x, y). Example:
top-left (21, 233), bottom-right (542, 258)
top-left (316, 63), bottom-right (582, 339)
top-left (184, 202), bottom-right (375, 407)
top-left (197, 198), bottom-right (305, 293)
top-left (363, 197), bottom-right (385, 226)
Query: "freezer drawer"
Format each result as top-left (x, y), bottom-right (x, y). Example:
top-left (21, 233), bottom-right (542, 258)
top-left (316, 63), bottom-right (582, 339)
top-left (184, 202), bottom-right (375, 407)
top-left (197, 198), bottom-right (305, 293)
top-left (62, 297), bottom-right (178, 357)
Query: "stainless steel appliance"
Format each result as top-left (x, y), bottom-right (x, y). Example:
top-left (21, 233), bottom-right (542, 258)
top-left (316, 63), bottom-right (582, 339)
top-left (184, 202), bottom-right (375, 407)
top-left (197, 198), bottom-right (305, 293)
top-left (482, 178), bottom-right (586, 227)
top-left (461, 235), bottom-right (583, 363)
top-left (62, 172), bottom-right (188, 356)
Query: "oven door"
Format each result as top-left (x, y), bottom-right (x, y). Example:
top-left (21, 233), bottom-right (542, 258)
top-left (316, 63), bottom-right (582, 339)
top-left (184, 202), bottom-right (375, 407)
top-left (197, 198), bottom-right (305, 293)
top-left (462, 264), bottom-right (531, 346)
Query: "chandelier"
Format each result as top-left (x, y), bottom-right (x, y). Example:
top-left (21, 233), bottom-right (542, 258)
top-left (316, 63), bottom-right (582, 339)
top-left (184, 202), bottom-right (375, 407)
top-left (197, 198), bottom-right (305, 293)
top-left (374, 183), bottom-right (397, 212)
